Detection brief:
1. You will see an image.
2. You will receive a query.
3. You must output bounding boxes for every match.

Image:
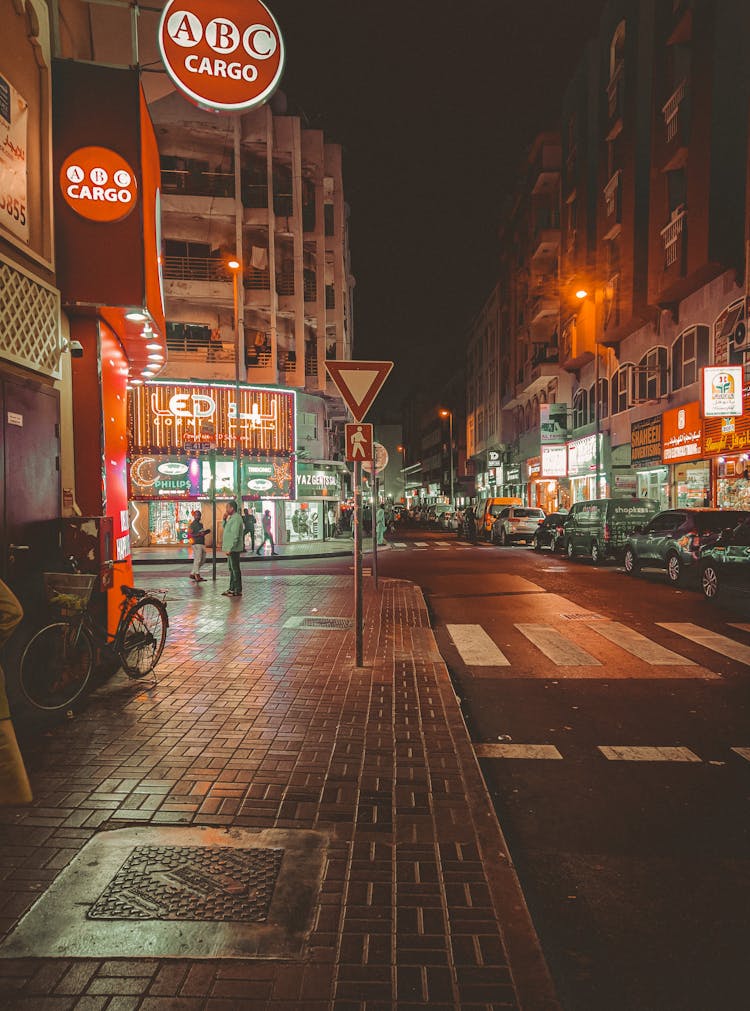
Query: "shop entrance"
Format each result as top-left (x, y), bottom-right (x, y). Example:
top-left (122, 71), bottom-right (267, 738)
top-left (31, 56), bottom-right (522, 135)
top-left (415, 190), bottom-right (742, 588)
top-left (0, 369), bottom-right (60, 602)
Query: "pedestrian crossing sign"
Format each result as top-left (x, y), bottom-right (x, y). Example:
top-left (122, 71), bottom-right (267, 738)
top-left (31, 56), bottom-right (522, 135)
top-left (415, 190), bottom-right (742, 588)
top-left (345, 422), bottom-right (374, 462)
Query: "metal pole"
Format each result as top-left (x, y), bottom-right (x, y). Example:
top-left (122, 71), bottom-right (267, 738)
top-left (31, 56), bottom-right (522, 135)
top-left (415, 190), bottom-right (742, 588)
top-left (595, 333), bottom-right (601, 499)
top-left (372, 468), bottom-right (378, 590)
top-left (233, 114), bottom-right (244, 506)
top-left (353, 460), bottom-right (363, 667)
top-left (233, 269), bottom-right (242, 502)
top-left (449, 411), bottom-right (455, 505)
top-left (210, 448), bottom-right (217, 581)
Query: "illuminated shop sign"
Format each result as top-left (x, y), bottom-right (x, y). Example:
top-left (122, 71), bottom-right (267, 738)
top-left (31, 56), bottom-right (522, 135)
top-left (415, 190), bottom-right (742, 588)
top-left (60, 147), bottom-right (138, 223)
top-left (240, 458), bottom-right (293, 498)
top-left (541, 445), bottom-right (567, 478)
top-left (540, 403), bottom-right (568, 444)
top-left (505, 464), bottom-right (521, 484)
top-left (129, 382), bottom-right (295, 456)
top-left (662, 402), bottom-right (702, 462)
top-left (702, 366), bottom-right (743, 417)
top-left (703, 384), bottom-right (750, 457)
top-left (297, 465), bottom-right (341, 498)
top-left (129, 455), bottom-right (202, 498)
top-left (567, 433), bottom-right (604, 477)
top-left (631, 415), bottom-right (662, 467)
top-left (158, 0), bottom-right (285, 114)
top-left (527, 457), bottom-right (541, 478)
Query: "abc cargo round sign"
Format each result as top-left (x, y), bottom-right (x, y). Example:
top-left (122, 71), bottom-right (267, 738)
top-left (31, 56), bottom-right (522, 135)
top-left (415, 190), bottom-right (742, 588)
top-left (158, 0), bottom-right (285, 114)
top-left (60, 147), bottom-right (138, 223)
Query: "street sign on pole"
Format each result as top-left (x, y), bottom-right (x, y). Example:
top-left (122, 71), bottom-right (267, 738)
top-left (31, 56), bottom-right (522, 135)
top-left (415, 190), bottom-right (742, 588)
top-left (345, 423), bottom-right (374, 462)
top-left (326, 361), bottom-right (393, 423)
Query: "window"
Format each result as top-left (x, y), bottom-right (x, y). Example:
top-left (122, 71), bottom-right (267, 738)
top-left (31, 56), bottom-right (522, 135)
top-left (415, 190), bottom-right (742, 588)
top-left (636, 347), bottom-right (668, 401)
top-left (324, 204), bottom-right (335, 236)
top-left (573, 389), bottom-right (588, 428)
top-left (672, 325), bottom-right (709, 390)
top-left (611, 364), bottom-right (633, 414)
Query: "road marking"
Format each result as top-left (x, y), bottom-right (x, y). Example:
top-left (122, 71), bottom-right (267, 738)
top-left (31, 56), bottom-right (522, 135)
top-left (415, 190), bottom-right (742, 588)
top-left (389, 542), bottom-right (407, 549)
top-left (598, 745), bottom-right (701, 762)
top-left (729, 623), bottom-right (750, 633)
top-left (515, 624), bottom-right (601, 666)
top-left (435, 541), bottom-right (453, 546)
top-left (657, 623), bottom-right (750, 666)
top-left (413, 542), bottom-right (429, 547)
top-left (587, 621), bottom-right (697, 666)
top-left (731, 748), bottom-right (750, 761)
top-left (475, 743), bottom-right (563, 760)
top-left (447, 625), bottom-right (510, 666)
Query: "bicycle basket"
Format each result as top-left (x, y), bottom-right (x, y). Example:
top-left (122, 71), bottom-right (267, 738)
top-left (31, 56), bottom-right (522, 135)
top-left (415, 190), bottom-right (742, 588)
top-left (43, 573), bottom-right (97, 617)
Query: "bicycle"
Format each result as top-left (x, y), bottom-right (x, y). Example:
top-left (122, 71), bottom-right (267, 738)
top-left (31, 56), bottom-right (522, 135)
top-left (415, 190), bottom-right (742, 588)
top-left (19, 562), bottom-right (169, 712)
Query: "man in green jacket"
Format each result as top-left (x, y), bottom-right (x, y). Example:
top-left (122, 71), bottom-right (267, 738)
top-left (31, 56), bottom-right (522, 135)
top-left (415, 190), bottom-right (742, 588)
top-left (222, 500), bottom-right (244, 597)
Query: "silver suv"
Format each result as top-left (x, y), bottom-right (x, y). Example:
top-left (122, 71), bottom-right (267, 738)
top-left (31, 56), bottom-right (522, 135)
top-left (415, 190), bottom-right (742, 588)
top-left (491, 506), bottom-right (546, 546)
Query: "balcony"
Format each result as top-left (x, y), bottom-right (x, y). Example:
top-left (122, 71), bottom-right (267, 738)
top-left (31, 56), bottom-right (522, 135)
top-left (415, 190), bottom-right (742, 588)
top-left (660, 207), bottom-right (687, 270)
top-left (662, 80), bottom-right (687, 144)
top-left (304, 270), bottom-right (317, 302)
top-left (163, 255), bottom-right (231, 283)
top-left (277, 272), bottom-right (295, 296)
top-left (531, 211), bottom-right (561, 262)
top-left (245, 267), bottom-right (270, 291)
top-left (161, 168), bottom-right (234, 199)
top-left (246, 333), bottom-right (272, 369)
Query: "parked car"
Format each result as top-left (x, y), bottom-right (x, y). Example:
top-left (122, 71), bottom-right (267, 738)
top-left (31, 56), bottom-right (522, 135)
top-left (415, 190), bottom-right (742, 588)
top-left (564, 497), bottom-right (660, 564)
top-left (699, 517), bottom-right (750, 600)
top-left (475, 497), bottom-right (524, 540)
top-left (491, 506), bottom-right (546, 545)
top-left (623, 508), bottom-right (750, 585)
top-left (533, 511), bottom-right (569, 553)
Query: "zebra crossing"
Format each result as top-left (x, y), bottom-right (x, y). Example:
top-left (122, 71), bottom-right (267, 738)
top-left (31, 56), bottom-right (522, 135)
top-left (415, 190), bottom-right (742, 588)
top-left (446, 616), bottom-right (750, 678)
top-left (387, 540), bottom-right (492, 550)
top-left (474, 742), bottom-right (750, 764)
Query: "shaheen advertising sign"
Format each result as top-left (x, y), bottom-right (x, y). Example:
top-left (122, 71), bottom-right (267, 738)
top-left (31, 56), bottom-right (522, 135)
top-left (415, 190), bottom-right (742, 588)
top-left (129, 382), bottom-right (295, 456)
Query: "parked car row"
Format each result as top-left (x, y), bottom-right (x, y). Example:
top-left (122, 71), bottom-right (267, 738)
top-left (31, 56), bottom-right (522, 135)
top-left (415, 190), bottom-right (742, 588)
top-left (470, 496), bottom-right (750, 602)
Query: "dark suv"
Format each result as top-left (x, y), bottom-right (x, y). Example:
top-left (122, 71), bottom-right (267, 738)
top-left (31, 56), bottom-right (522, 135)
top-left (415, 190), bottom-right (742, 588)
top-left (623, 508), bottom-right (750, 586)
top-left (699, 518), bottom-right (750, 600)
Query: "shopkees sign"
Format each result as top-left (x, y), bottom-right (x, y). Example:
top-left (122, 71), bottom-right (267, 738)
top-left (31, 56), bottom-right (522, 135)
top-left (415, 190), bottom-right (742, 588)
top-left (158, 0), bottom-right (285, 113)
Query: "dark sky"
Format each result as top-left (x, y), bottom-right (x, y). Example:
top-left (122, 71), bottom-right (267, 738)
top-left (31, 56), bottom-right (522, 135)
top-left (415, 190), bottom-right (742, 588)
top-left (269, 1), bottom-right (607, 413)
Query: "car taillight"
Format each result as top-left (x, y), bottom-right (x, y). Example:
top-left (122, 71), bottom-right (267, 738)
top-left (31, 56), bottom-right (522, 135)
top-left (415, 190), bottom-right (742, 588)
top-left (509, 517), bottom-right (520, 524)
top-left (603, 523), bottom-right (611, 542)
top-left (556, 525), bottom-right (564, 535)
top-left (537, 517), bottom-right (544, 524)
top-left (687, 530), bottom-right (701, 551)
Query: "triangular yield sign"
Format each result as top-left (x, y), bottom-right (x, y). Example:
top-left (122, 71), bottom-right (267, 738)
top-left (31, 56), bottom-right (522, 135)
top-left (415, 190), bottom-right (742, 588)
top-left (325, 360), bottom-right (393, 422)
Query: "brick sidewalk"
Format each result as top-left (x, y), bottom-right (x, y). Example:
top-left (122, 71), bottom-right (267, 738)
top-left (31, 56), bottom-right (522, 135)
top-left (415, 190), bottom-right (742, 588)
top-left (0, 575), bottom-right (557, 1010)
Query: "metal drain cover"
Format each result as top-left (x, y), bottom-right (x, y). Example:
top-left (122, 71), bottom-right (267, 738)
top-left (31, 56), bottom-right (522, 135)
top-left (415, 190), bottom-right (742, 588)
top-left (88, 845), bottom-right (283, 922)
top-left (284, 615), bottom-right (352, 630)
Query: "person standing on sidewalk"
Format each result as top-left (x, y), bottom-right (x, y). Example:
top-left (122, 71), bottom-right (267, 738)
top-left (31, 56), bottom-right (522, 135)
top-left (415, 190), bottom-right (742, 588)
top-left (242, 508), bottom-right (256, 553)
top-left (256, 508), bottom-right (278, 556)
top-left (188, 509), bottom-right (210, 582)
top-left (222, 500), bottom-right (244, 596)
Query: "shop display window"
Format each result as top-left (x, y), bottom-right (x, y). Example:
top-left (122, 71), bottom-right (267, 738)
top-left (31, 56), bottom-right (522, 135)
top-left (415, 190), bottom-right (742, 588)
top-left (675, 463), bottom-right (710, 508)
top-left (716, 457), bottom-right (750, 510)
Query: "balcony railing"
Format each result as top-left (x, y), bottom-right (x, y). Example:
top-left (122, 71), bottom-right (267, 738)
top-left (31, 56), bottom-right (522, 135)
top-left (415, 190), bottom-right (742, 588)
top-left (163, 255), bottom-right (231, 283)
top-left (277, 272), bottom-right (295, 296)
top-left (325, 285), bottom-right (335, 310)
top-left (305, 352), bottom-right (318, 376)
top-left (604, 170), bottom-right (621, 219)
top-left (245, 267), bottom-right (270, 291)
top-left (246, 335), bottom-right (272, 368)
top-left (660, 208), bottom-right (687, 268)
top-left (304, 272), bottom-right (317, 302)
top-left (242, 182), bottom-right (268, 209)
top-left (607, 61), bottom-right (625, 121)
top-left (662, 80), bottom-right (687, 143)
top-left (161, 168), bottom-right (234, 199)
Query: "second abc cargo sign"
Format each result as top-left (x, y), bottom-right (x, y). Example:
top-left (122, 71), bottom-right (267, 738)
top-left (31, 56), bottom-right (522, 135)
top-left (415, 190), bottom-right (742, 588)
top-left (158, 0), bottom-right (285, 114)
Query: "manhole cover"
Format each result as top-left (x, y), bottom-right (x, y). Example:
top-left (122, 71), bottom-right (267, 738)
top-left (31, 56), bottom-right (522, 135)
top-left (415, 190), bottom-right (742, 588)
top-left (559, 613), bottom-right (607, 621)
top-left (88, 846), bottom-right (283, 922)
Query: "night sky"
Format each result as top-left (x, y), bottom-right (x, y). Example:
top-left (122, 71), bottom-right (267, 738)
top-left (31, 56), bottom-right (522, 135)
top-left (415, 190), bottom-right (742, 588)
top-left (268, 1), bottom-right (607, 414)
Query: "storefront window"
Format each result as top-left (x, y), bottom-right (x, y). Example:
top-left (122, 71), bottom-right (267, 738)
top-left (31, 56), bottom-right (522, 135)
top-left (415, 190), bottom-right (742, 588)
top-left (674, 463), bottom-right (710, 508)
top-left (716, 457), bottom-right (750, 510)
top-left (636, 467), bottom-right (669, 508)
top-left (285, 502), bottom-right (322, 541)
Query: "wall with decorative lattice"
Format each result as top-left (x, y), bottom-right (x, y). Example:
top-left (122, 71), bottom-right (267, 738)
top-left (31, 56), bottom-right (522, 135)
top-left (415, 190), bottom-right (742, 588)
top-left (0, 257), bottom-right (61, 379)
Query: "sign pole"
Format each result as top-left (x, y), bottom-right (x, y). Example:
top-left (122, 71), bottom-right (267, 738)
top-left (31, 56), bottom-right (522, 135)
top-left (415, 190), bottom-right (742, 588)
top-left (353, 459), bottom-right (363, 667)
top-left (372, 468), bottom-right (378, 590)
top-left (210, 448), bottom-right (217, 582)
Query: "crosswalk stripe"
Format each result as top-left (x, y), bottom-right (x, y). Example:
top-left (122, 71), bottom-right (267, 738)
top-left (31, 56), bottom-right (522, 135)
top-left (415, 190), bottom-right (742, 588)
top-left (389, 542), bottom-right (407, 548)
top-left (587, 621), bottom-right (697, 666)
top-left (447, 625), bottom-right (511, 666)
top-left (435, 541), bottom-right (453, 545)
top-left (731, 747), bottom-right (750, 761)
top-left (657, 623), bottom-right (750, 666)
top-left (515, 624), bottom-right (601, 666)
top-left (728, 623), bottom-right (750, 633)
top-left (413, 542), bottom-right (429, 547)
top-left (475, 744), bottom-right (563, 759)
top-left (598, 745), bottom-right (700, 762)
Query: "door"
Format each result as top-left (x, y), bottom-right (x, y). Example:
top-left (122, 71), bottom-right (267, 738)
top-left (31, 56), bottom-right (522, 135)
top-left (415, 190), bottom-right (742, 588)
top-left (639, 512), bottom-right (676, 562)
top-left (1, 371), bottom-right (61, 608)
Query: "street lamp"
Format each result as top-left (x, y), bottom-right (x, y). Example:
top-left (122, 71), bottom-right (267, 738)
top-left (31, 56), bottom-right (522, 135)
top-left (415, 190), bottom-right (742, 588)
top-left (576, 284), bottom-right (613, 499)
top-left (397, 444), bottom-right (406, 503)
top-left (228, 258), bottom-right (242, 500)
top-left (439, 409), bottom-right (454, 505)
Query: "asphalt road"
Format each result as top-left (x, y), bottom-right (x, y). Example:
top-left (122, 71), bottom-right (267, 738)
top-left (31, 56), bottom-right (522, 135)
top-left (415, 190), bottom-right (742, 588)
top-left (358, 528), bottom-right (750, 1011)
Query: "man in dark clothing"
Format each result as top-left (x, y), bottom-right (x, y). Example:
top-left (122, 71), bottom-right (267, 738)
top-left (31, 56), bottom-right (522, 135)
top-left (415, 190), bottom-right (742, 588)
top-left (189, 510), bottom-right (210, 582)
top-left (257, 509), bottom-right (278, 555)
top-left (242, 508), bottom-right (256, 552)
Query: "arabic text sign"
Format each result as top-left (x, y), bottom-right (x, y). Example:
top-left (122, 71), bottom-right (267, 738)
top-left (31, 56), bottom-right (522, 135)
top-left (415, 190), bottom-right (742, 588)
top-left (662, 402), bottom-right (702, 463)
top-left (702, 366), bottom-right (743, 418)
top-left (0, 74), bottom-right (28, 242)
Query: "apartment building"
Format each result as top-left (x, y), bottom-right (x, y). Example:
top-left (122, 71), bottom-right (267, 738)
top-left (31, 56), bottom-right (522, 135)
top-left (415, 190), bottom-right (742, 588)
top-left (467, 0), bottom-right (750, 513)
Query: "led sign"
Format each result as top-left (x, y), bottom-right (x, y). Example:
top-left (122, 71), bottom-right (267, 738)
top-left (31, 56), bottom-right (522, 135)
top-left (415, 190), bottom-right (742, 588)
top-left (60, 147), bottom-right (138, 223)
top-left (158, 0), bottom-right (285, 114)
top-left (702, 366), bottom-right (743, 417)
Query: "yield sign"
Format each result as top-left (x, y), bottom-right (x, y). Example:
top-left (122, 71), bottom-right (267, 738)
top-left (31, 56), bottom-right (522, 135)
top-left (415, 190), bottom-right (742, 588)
top-left (325, 360), bottom-right (393, 423)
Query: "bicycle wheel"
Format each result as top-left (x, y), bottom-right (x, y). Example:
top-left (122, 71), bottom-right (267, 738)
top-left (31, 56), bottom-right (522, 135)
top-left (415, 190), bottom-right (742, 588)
top-left (20, 622), bottom-right (94, 711)
top-left (120, 597), bottom-right (168, 678)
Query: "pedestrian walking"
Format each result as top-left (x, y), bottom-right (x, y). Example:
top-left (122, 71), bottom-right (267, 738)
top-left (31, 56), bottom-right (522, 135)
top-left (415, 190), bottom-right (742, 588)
top-left (188, 509), bottom-right (210, 582)
top-left (0, 578), bottom-right (32, 806)
top-left (376, 504), bottom-right (386, 546)
top-left (327, 505), bottom-right (336, 538)
top-left (257, 508), bottom-right (278, 556)
top-left (242, 508), bottom-right (256, 552)
top-left (464, 505), bottom-right (477, 544)
top-left (221, 500), bottom-right (244, 596)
